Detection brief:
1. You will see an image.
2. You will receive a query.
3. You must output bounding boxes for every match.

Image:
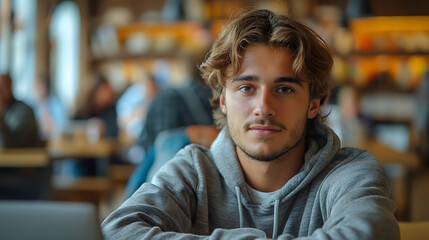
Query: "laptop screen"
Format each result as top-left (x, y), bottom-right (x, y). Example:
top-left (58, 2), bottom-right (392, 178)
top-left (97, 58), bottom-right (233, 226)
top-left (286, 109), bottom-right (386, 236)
top-left (0, 201), bottom-right (104, 240)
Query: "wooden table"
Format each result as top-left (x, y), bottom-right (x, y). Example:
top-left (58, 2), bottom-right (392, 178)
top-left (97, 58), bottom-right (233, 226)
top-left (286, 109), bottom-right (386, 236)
top-left (359, 138), bottom-right (421, 170)
top-left (46, 138), bottom-right (119, 212)
top-left (47, 138), bottom-right (117, 160)
top-left (0, 148), bottom-right (50, 167)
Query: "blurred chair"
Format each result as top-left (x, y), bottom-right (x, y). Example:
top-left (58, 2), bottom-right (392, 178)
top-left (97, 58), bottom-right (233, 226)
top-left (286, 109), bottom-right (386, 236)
top-left (399, 221), bottom-right (429, 240)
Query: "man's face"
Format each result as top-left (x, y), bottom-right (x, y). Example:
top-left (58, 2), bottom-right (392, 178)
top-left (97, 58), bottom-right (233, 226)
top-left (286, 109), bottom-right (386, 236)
top-left (220, 45), bottom-right (320, 162)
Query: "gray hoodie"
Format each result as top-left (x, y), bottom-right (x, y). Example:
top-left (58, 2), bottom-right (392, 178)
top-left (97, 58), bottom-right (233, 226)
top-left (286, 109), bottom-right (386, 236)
top-left (102, 119), bottom-right (399, 239)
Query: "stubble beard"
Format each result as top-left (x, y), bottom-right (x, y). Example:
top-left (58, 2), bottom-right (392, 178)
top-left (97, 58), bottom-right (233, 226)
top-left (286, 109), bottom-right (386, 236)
top-left (228, 117), bottom-right (307, 162)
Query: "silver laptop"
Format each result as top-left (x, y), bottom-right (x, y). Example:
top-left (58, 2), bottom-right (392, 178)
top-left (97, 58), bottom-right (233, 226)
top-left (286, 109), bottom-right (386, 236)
top-left (0, 201), bottom-right (104, 240)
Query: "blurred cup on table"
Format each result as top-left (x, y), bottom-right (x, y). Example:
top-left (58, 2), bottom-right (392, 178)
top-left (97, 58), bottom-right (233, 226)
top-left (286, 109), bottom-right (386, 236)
top-left (86, 118), bottom-right (106, 144)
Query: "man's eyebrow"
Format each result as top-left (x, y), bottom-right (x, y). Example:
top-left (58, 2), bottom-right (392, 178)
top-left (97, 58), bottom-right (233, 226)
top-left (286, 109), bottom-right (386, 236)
top-left (275, 77), bottom-right (303, 87)
top-left (232, 75), bottom-right (303, 87)
top-left (232, 75), bottom-right (258, 82)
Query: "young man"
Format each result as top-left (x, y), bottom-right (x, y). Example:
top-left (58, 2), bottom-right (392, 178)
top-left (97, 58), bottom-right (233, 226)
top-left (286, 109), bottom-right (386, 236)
top-left (102, 9), bottom-right (399, 240)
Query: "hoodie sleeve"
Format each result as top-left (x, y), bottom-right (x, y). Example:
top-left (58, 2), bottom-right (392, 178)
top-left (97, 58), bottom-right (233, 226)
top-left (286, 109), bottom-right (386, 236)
top-left (277, 150), bottom-right (400, 240)
top-left (101, 147), bottom-right (268, 240)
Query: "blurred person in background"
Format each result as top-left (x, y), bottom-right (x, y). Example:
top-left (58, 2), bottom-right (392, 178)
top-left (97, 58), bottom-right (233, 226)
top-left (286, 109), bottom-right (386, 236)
top-left (0, 74), bottom-right (42, 148)
top-left (64, 74), bottom-right (119, 177)
top-left (123, 54), bottom-right (218, 199)
top-left (116, 74), bottom-right (159, 143)
top-left (137, 55), bottom-right (216, 153)
top-left (137, 75), bottom-right (215, 153)
top-left (76, 74), bottom-right (118, 140)
top-left (0, 74), bottom-right (48, 200)
top-left (336, 83), bottom-right (374, 147)
top-left (32, 77), bottom-right (67, 141)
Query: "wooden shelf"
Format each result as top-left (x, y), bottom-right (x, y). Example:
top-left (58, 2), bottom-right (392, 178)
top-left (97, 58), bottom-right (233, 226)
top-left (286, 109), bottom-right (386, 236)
top-left (336, 51), bottom-right (429, 58)
top-left (91, 21), bottom-right (208, 65)
top-left (116, 21), bottom-right (203, 43)
top-left (91, 50), bottom-right (184, 64)
top-left (350, 16), bottom-right (429, 34)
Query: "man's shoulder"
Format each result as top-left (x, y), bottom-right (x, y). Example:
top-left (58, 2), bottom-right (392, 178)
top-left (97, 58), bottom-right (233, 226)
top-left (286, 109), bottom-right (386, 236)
top-left (166, 144), bottom-right (217, 173)
top-left (323, 147), bottom-right (389, 186)
top-left (336, 147), bottom-right (377, 163)
top-left (316, 147), bottom-right (393, 211)
top-left (151, 144), bottom-right (217, 184)
top-left (176, 144), bottom-right (214, 163)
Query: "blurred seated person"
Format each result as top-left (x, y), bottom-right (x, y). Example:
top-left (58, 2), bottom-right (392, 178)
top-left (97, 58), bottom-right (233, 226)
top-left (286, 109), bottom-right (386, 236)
top-left (75, 75), bottom-right (118, 139)
top-left (0, 74), bottom-right (42, 148)
top-left (137, 76), bottom-right (214, 151)
top-left (116, 74), bottom-right (158, 142)
top-left (124, 70), bottom-right (218, 199)
top-left (62, 75), bottom-right (119, 177)
top-left (335, 84), bottom-right (373, 147)
top-left (0, 74), bottom-right (47, 200)
top-left (32, 77), bottom-right (67, 141)
top-left (137, 54), bottom-right (216, 153)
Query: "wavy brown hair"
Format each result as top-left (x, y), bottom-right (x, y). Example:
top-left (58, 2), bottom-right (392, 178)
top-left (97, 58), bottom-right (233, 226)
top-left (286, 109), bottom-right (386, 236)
top-left (199, 9), bottom-right (333, 129)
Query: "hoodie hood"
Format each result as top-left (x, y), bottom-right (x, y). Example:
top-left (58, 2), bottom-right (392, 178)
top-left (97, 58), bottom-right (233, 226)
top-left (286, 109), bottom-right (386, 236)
top-left (210, 117), bottom-right (341, 206)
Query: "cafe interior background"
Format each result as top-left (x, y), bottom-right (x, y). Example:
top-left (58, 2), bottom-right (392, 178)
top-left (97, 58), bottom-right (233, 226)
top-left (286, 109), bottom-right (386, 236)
top-left (1, 0), bottom-right (429, 222)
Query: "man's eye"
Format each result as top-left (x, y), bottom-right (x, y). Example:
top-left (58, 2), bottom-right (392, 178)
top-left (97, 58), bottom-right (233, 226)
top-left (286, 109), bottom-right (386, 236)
top-left (278, 87), bottom-right (293, 94)
top-left (239, 86), bottom-right (254, 94)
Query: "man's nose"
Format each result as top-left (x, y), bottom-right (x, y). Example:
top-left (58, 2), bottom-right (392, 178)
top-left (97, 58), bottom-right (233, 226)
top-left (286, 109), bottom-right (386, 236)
top-left (253, 89), bottom-right (276, 118)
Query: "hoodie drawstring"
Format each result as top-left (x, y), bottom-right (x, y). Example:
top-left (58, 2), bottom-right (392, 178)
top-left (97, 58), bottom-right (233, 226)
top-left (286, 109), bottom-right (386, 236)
top-left (272, 199), bottom-right (280, 239)
top-left (235, 186), bottom-right (280, 239)
top-left (235, 186), bottom-right (244, 228)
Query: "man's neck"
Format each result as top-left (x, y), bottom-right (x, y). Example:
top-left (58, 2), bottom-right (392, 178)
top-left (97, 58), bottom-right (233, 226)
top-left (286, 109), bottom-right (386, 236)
top-left (237, 137), bottom-right (306, 192)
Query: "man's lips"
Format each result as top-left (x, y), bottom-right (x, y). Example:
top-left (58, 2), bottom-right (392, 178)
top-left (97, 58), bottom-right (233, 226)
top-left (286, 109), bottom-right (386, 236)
top-left (248, 125), bottom-right (282, 135)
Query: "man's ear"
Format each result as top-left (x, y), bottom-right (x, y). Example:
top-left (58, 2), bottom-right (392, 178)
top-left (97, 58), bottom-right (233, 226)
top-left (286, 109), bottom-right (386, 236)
top-left (307, 98), bottom-right (320, 119)
top-left (220, 94), bottom-right (227, 114)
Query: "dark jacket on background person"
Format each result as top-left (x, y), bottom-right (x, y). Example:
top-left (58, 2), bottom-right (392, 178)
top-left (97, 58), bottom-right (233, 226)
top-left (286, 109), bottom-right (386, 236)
top-left (0, 99), bottom-right (42, 148)
top-left (0, 99), bottom-right (47, 200)
top-left (138, 78), bottom-right (214, 152)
